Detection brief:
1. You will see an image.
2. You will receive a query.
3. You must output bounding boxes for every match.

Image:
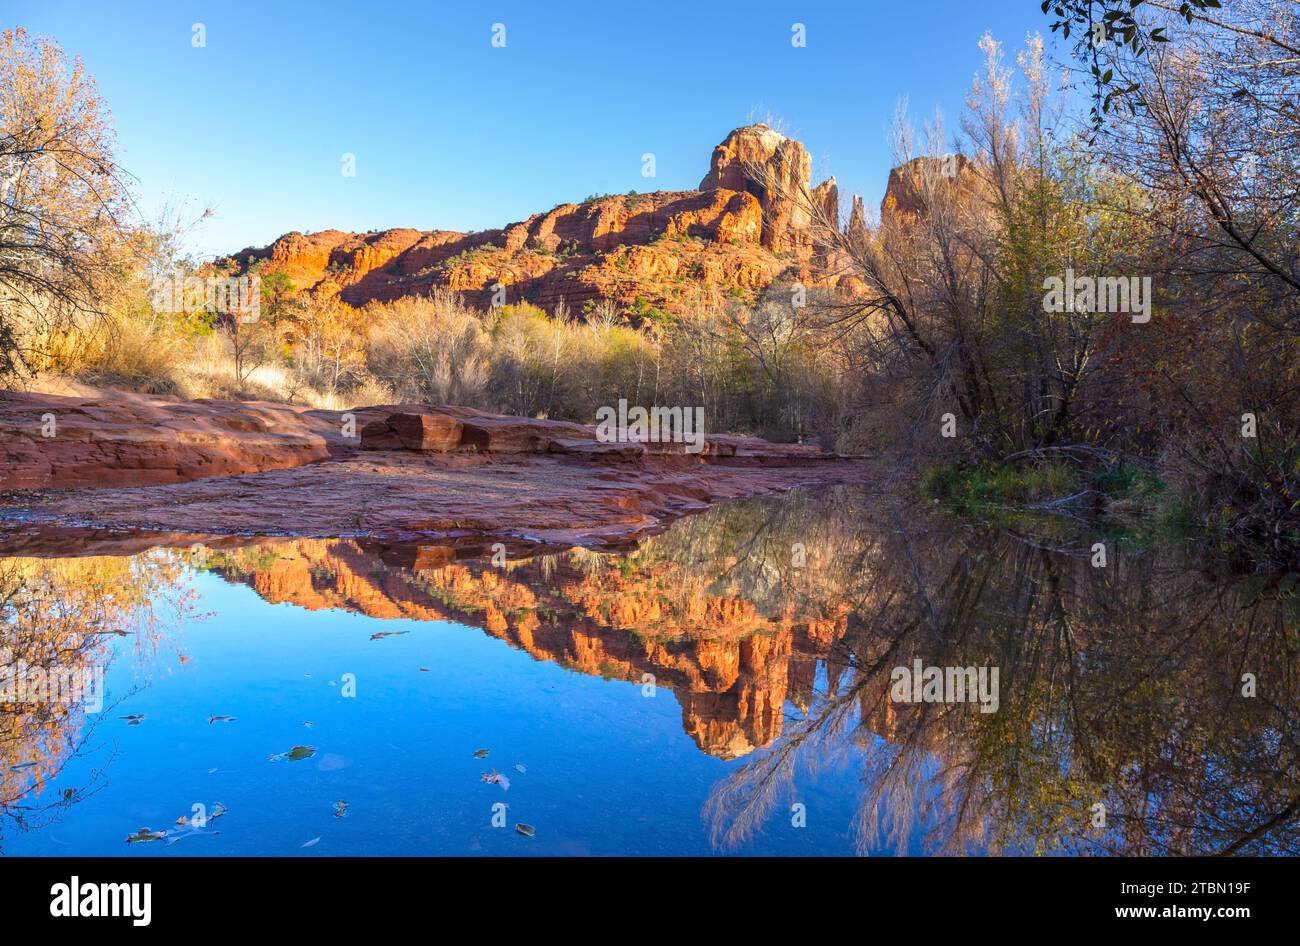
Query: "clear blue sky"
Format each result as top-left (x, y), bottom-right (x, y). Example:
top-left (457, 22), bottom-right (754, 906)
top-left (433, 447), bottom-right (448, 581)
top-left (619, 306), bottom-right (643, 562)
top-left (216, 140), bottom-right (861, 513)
top-left (10, 0), bottom-right (1057, 257)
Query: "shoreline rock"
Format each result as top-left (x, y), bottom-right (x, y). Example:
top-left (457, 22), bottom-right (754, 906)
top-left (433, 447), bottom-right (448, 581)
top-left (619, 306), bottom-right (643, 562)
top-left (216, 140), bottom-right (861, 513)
top-left (0, 389), bottom-right (873, 553)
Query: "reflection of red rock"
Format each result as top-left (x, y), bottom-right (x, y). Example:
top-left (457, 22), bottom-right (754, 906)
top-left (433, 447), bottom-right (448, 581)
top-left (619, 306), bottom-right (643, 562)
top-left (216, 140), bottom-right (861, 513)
top-left (207, 537), bottom-right (850, 759)
top-left (679, 633), bottom-right (793, 759)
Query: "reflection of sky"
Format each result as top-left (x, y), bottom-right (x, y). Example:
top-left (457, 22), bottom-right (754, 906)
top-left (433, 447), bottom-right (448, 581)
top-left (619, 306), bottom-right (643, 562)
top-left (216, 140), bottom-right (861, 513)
top-left (8, 571), bottom-right (864, 856)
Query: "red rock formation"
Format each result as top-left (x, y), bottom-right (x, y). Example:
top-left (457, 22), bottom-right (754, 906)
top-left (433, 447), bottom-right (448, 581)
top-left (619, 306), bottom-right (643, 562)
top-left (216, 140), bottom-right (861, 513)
top-left (222, 125), bottom-right (862, 318)
top-left (360, 412), bottom-right (462, 451)
top-left (881, 153), bottom-right (977, 223)
top-left (0, 390), bottom-right (338, 489)
top-left (0, 389), bottom-right (873, 547)
top-left (699, 123), bottom-right (815, 255)
top-left (847, 194), bottom-right (868, 243)
top-left (811, 176), bottom-right (839, 227)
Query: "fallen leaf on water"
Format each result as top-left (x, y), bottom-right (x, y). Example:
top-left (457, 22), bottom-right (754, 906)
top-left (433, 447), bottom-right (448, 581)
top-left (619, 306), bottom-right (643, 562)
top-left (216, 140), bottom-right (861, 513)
top-left (208, 715), bottom-right (236, 724)
top-left (268, 745), bottom-right (316, 763)
top-left (370, 630), bottom-right (409, 641)
top-left (301, 837), bottom-right (320, 848)
top-left (419, 667), bottom-right (430, 672)
top-left (473, 748), bottom-right (490, 759)
top-left (514, 764), bottom-right (527, 774)
top-left (333, 800), bottom-right (348, 818)
top-left (175, 815), bottom-right (189, 826)
top-left (480, 769), bottom-right (510, 791)
top-left (126, 827), bottom-right (167, 844)
top-left (120, 714), bottom-right (145, 725)
top-left (165, 827), bottom-right (220, 846)
top-left (516, 823), bottom-right (536, 838)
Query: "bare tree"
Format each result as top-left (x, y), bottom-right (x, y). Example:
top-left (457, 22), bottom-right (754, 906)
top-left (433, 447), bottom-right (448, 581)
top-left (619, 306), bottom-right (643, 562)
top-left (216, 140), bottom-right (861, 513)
top-left (0, 28), bottom-right (129, 380)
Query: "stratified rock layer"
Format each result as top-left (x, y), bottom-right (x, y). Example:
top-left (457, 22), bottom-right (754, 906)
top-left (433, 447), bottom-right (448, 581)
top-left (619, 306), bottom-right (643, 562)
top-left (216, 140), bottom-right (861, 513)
top-left (0, 389), bottom-right (872, 546)
top-left (222, 124), bottom-right (851, 315)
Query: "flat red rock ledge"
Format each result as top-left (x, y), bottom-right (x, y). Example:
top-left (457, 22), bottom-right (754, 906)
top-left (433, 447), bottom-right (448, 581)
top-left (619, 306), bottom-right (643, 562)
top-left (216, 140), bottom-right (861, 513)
top-left (0, 390), bottom-right (872, 550)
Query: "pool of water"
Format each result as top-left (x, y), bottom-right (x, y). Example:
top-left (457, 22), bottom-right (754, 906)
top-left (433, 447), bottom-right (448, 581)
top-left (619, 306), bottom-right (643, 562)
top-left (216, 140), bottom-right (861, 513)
top-left (2, 485), bottom-right (1297, 855)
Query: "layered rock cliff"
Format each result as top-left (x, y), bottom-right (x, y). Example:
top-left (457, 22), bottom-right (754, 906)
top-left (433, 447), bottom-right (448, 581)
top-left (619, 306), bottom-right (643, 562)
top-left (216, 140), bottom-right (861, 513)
top-left (223, 124), bottom-right (852, 316)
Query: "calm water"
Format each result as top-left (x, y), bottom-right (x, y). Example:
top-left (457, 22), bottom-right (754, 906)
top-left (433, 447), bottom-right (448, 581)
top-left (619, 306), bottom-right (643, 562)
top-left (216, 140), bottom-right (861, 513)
top-left (1, 485), bottom-right (1297, 856)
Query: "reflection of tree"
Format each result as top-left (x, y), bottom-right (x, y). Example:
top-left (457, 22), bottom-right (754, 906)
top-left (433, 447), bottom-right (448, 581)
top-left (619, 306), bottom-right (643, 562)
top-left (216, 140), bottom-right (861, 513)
top-left (0, 553), bottom-right (194, 848)
top-left (706, 503), bottom-right (1300, 856)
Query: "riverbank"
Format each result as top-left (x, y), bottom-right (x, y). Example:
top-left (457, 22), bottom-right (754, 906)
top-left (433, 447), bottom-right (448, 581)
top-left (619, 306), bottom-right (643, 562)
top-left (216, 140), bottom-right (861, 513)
top-left (0, 389), bottom-right (875, 554)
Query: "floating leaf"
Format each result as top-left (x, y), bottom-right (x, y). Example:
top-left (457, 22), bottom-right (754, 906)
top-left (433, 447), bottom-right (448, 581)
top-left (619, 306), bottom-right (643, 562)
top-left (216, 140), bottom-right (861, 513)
top-left (369, 630), bottom-right (409, 641)
top-left (301, 837), bottom-right (321, 848)
top-left (515, 823), bottom-right (536, 838)
top-left (473, 748), bottom-right (490, 759)
top-left (480, 769), bottom-right (510, 791)
top-left (165, 826), bottom-right (220, 846)
top-left (126, 827), bottom-right (167, 844)
top-left (514, 764), bottom-right (527, 774)
top-left (333, 800), bottom-right (348, 818)
top-left (208, 715), bottom-right (236, 724)
top-left (120, 714), bottom-right (146, 725)
top-left (303, 721), bottom-right (314, 728)
top-left (269, 745), bottom-right (316, 763)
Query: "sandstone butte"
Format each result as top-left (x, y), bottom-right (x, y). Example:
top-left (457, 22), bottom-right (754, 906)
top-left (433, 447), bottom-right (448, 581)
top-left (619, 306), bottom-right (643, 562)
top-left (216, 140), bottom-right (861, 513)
top-left (216, 123), bottom-right (968, 314)
top-left (0, 388), bottom-right (875, 551)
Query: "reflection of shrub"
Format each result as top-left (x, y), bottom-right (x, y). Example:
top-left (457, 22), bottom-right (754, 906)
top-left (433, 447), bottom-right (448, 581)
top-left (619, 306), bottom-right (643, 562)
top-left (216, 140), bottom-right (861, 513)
top-left (923, 461), bottom-right (1081, 508)
top-left (924, 460), bottom-right (1174, 526)
top-left (1093, 463), bottom-right (1164, 501)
